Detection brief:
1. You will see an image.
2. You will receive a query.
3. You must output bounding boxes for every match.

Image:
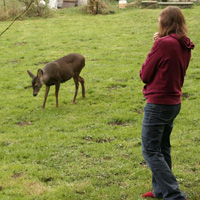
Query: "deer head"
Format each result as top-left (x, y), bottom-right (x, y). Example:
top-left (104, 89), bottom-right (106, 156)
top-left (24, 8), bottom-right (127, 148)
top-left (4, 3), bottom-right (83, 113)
top-left (27, 69), bottom-right (43, 96)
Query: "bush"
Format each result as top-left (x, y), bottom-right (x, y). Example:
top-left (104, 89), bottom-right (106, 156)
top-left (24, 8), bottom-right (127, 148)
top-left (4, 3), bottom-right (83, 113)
top-left (23, 2), bottom-right (53, 18)
top-left (80, 0), bottom-right (117, 15)
top-left (0, 0), bottom-right (22, 20)
top-left (0, 0), bottom-right (52, 21)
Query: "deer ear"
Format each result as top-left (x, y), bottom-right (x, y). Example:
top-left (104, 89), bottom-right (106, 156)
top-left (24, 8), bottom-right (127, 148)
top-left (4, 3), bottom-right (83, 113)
top-left (37, 69), bottom-right (43, 79)
top-left (27, 70), bottom-right (35, 79)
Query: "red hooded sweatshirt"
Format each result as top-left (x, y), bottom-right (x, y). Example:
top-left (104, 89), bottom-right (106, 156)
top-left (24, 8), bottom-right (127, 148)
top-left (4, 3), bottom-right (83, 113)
top-left (140, 33), bottom-right (194, 105)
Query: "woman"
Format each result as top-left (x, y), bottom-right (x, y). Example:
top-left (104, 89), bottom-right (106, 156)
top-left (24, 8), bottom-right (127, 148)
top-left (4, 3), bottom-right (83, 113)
top-left (139, 6), bottom-right (194, 200)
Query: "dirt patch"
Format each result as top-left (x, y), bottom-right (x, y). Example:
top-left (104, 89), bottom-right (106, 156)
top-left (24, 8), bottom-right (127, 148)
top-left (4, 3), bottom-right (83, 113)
top-left (82, 135), bottom-right (93, 142)
top-left (83, 136), bottom-right (115, 143)
top-left (11, 60), bottom-right (19, 63)
top-left (24, 181), bottom-right (47, 195)
top-left (34, 61), bottom-right (48, 65)
top-left (108, 85), bottom-right (118, 90)
top-left (140, 161), bottom-right (148, 168)
top-left (122, 154), bottom-right (130, 159)
top-left (107, 84), bottom-right (127, 90)
top-left (103, 156), bottom-right (112, 160)
top-left (134, 108), bottom-right (143, 115)
top-left (15, 42), bottom-right (27, 46)
top-left (40, 177), bottom-right (54, 183)
top-left (17, 121), bottom-right (32, 126)
top-left (95, 137), bottom-right (114, 143)
top-left (76, 190), bottom-right (85, 195)
top-left (12, 173), bottom-right (24, 179)
top-left (182, 93), bottom-right (190, 98)
top-left (108, 122), bottom-right (127, 126)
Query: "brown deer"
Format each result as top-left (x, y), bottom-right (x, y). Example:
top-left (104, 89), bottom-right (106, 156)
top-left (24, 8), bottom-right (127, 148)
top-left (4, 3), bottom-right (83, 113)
top-left (27, 53), bottom-right (85, 109)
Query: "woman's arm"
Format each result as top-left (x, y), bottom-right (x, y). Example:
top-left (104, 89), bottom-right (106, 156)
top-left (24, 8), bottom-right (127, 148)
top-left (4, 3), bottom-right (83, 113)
top-left (139, 38), bottom-right (162, 84)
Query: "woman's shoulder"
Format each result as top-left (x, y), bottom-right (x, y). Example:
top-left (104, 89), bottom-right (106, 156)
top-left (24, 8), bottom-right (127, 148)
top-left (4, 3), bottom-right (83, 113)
top-left (158, 34), bottom-right (194, 50)
top-left (159, 34), bottom-right (179, 43)
top-left (155, 34), bottom-right (179, 48)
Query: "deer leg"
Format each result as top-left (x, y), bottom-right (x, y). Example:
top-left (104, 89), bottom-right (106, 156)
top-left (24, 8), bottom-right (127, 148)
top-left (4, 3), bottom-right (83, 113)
top-left (73, 77), bottom-right (79, 104)
top-left (42, 86), bottom-right (50, 109)
top-left (78, 76), bottom-right (85, 98)
top-left (55, 83), bottom-right (60, 108)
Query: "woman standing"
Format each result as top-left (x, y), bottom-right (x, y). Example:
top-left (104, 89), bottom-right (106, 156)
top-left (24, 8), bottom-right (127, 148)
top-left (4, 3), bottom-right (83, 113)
top-left (140, 6), bottom-right (194, 200)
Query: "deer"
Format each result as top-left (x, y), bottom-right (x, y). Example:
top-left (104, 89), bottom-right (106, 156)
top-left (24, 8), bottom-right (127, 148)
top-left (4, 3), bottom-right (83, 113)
top-left (27, 53), bottom-right (85, 109)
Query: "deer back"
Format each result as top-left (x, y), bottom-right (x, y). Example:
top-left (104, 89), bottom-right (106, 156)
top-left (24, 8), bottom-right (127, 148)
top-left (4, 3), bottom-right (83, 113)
top-left (51, 53), bottom-right (85, 83)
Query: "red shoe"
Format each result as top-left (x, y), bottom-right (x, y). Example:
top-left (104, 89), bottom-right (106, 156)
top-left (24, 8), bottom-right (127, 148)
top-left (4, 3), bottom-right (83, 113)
top-left (142, 191), bottom-right (155, 198)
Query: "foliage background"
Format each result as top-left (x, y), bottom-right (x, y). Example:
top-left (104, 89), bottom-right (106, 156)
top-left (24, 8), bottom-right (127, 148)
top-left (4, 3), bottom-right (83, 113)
top-left (0, 0), bottom-right (52, 20)
top-left (0, 4), bottom-right (200, 200)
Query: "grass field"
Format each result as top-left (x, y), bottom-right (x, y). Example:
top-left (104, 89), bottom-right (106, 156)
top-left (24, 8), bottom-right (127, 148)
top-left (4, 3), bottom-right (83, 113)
top-left (0, 5), bottom-right (200, 200)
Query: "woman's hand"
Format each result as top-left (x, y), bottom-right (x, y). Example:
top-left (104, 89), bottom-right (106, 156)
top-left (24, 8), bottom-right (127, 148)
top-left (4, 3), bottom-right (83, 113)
top-left (153, 32), bottom-right (159, 41)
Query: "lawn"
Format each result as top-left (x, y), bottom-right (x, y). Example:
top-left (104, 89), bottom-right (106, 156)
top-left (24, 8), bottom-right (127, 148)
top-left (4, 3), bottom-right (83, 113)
top-left (0, 5), bottom-right (200, 200)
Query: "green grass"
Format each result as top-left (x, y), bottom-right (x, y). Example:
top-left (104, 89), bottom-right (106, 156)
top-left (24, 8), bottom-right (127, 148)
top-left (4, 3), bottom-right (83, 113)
top-left (0, 5), bottom-right (200, 200)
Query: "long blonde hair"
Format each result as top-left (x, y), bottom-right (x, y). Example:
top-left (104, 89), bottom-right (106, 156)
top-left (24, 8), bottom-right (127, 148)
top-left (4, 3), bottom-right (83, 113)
top-left (159, 6), bottom-right (187, 38)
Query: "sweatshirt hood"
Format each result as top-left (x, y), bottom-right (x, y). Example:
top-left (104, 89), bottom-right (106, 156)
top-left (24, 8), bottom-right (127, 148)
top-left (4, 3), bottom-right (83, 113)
top-left (170, 33), bottom-right (195, 50)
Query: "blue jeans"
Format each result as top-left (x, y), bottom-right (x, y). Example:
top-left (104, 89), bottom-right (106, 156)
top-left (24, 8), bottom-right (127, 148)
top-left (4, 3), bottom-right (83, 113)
top-left (142, 103), bottom-right (186, 200)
